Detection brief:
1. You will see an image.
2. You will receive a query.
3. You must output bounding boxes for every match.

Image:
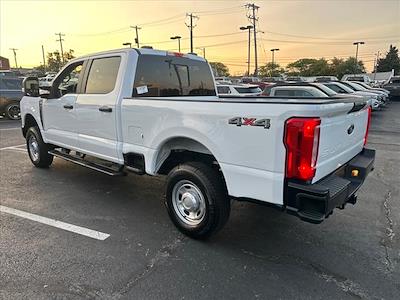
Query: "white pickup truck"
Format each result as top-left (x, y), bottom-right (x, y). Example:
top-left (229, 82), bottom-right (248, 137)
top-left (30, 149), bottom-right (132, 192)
top-left (20, 48), bottom-right (375, 238)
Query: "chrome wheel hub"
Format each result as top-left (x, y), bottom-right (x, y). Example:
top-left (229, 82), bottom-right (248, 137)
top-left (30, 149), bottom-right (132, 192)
top-left (28, 135), bottom-right (40, 162)
top-left (172, 180), bottom-right (206, 225)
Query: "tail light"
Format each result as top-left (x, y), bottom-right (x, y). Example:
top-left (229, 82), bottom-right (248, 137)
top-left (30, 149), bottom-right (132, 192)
top-left (284, 117), bottom-right (321, 181)
top-left (364, 106), bottom-right (372, 146)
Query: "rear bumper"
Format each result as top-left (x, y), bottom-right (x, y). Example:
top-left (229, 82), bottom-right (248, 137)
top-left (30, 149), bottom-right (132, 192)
top-left (284, 148), bottom-right (375, 224)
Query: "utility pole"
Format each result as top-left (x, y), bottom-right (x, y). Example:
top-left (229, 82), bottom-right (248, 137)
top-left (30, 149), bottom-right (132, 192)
top-left (41, 45), bottom-right (46, 72)
top-left (55, 32), bottom-right (65, 63)
top-left (353, 41), bottom-right (365, 74)
top-left (245, 3), bottom-right (260, 76)
top-left (186, 13), bottom-right (199, 53)
top-left (9, 48), bottom-right (18, 68)
top-left (240, 25), bottom-right (253, 76)
top-left (131, 26), bottom-right (141, 48)
top-left (373, 51), bottom-right (380, 82)
top-left (198, 47), bottom-right (206, 59)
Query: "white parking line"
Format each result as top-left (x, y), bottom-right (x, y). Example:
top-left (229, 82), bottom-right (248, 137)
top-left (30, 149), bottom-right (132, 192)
top-left (0, 205), bottom-right (110, 241)
top-left (0, 144), bottom-right (26, 151)
top-left (0, 127), bottom-right (21, 131)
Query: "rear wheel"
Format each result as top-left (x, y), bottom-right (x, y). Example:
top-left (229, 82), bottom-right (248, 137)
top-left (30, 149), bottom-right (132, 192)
top-left (165, 162), bottom-right (230, 239)
top-left (26, 126), bottom-right (53, 168)
top-left (5, 103), bottom-right (20, 120)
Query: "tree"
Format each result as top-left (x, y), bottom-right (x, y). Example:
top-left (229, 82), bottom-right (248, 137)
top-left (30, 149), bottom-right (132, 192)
top-left (330, 57), bottom-right (365, 79)
top-left (286, 58), bottom-right (331, 76)
top-left (377, 45), bottom-right (400, 74)
top-left (209, 62), bottom-right (229, 76)
top-left (36, 49), bottom-right (76, 73)
top-left (258, 62), bottom-right (284, 77)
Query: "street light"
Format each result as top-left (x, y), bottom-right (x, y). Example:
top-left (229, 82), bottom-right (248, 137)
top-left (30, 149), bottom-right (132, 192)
top-left (270, 48), bottom-right (280, 65)
top-left (123, 42), bottom-right (132, 48)
top-left (170, 36), bottom-right (182, 52)
top-left (353, 41), bottom-right (365, 73)
top-left (240, 25), bottom-right (253, 75)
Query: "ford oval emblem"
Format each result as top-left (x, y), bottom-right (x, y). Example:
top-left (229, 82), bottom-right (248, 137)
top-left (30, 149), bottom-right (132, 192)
top-left (347, 124), bottom-right (355, 135)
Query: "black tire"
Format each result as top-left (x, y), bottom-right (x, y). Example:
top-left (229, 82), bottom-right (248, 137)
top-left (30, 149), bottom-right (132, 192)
top-left (5, 103), bottom-right (21, 120)
top-left (26, 126), bottom-right (53, 168)
top-left (165, 161), bottom-right (230, 239)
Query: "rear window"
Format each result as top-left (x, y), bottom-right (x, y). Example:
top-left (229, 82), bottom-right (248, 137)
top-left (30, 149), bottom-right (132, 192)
top-left (0, 78), bottom-right (22, 90)
top-left (234, 87), bottom-right (261, 94)
top-left (133, 55), bottom-right (216, 97)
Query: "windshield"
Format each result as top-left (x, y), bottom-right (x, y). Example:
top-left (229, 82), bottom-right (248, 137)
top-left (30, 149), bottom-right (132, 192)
top-left (334, 82), bottom-right (355, 93)
top-left (348, 82), bottom-right (368, 91)
top-left (0, 78), bottom-right (23, 90)
top-left (234, 87), bottom-right (261, 94)
top-left (342, 81), bottom-right (363, 91)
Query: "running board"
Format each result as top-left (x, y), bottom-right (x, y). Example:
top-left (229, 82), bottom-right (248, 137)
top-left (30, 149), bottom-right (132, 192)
top-left (48, 150), bottom-right (125, 176)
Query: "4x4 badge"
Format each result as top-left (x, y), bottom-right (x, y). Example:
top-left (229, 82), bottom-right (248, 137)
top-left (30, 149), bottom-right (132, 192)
top-left (228, 117), bottom-right (271, 129)
top-left (347, 124), bottom-right (354, 134)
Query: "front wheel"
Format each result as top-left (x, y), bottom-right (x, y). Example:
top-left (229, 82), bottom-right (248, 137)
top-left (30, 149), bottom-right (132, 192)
top-left (26, 126), bottom-right (53, 168)
top-left (165, 162), bottom-right (230, 239)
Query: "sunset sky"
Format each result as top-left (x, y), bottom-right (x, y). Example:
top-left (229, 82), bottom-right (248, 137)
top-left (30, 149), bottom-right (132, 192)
top-left (1, 0), bottom-right (399, 75)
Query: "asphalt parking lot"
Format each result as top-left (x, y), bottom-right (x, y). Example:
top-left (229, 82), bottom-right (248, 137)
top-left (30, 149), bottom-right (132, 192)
top-left (1, 103), bottom-right (399, 300)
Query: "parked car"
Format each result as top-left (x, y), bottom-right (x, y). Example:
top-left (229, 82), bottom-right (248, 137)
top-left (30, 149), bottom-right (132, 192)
top-left (39, 76), bottom-right (54, 88)
top-left (214, 76), bottom-right (232, 83)
top-left (383, 76), bottom-right (400, 98)
top-left (351, 81), bottom-right (390, 96)
top-left (216, 83), bottom-right (262, 97)
top-left (20, 48), bottom-right (375, 238)
top-left (0, 77), bottom-right (23, 119)
top-left (240, 76), bottom-right (270, 89)
top-left (343, 81), bottom-right (388, 103)
top-left (341, 74), bottom-right (371, 84)
top-left (263, 84), bottom-right (329, 97)
top-left (313, 76), bottom-right (339, 82)
top-left (322, 82), bottom-right (383, 110)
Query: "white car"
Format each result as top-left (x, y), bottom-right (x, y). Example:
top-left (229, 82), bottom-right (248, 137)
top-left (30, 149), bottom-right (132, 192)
top-left (342, 74), bottom-right (371, 84)
top-left (38, 76), bottom-right (54, 88)
top-left (20, 48), bottom-right (375, 238)
top-left (322, 82), bottom-right (383, 110)
top-left (263, 85), bottom-right (329, 97)
top-left (216, 84), bottom-right (262, 97)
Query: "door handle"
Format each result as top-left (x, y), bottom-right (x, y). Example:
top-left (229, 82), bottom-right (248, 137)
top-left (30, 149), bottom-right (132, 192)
top-left (63, 104), bottom-right (73, 110)
top-left (99, 106), bottom-right (112, 113)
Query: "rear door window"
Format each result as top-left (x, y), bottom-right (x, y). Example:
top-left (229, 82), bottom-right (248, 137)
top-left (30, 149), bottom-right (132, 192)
top-left (133, 55), bottom-right (216, 97)
top-left (85, 56), bottom-right (121, 94)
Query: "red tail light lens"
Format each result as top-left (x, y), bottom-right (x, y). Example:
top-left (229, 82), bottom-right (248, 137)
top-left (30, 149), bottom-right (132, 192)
top-left (364, 106), bottom-right (371, 146)
top-left (284, 117), bottom-right (321, 181)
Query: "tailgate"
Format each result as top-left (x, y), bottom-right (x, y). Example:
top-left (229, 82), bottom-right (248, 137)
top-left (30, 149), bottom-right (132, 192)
top-left (313, 104), bottom-right (369, 183)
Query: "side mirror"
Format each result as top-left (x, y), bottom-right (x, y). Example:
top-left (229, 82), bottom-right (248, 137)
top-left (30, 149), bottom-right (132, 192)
top-left (22, 76), bottom-right (40, 97)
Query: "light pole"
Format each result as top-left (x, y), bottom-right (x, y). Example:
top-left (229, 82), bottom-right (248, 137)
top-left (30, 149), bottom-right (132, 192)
top-left (270, 48), bottom-right (280, 77)
top-left (123, 42), bottom-right (132, 48)
top-left (170, 36), bottom-right (182, 52)
top-left (353, 41), bottom-right (365, 73)
top-left (240, 25), bottom-right (253, 75)
top-left (270, 48), bottom-right (279, 65)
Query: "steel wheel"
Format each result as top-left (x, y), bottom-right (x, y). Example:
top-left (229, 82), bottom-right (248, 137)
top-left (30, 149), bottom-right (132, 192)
top-left (171, 180), bottom-right (206, 226)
